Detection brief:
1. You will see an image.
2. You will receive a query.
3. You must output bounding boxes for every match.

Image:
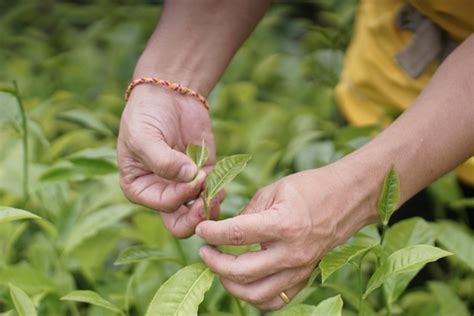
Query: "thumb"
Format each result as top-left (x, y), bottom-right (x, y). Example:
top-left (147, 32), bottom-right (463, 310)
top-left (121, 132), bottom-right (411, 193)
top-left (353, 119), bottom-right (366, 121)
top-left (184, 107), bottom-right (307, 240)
top-left (138, 139), bottom-right (197, 182)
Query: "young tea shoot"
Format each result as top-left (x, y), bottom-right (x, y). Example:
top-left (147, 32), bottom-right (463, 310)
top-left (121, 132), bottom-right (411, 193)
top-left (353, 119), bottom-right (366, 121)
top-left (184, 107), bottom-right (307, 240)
top-left (186, 143), bottom-right (251, 219)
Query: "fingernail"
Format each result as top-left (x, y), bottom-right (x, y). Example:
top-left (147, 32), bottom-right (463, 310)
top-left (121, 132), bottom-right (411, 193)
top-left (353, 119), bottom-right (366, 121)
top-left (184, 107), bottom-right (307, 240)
top-left (196, 225), bottom-right (203, 236)
top-left (198, 247), bottom-right (207, 259)
top-left (177, 164), bottom-right (197, 182)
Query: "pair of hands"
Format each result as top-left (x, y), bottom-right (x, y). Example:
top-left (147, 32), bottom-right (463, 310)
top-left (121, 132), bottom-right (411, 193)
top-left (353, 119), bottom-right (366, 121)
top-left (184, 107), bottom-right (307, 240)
top-left (117, 86), bottom-right (377, 310)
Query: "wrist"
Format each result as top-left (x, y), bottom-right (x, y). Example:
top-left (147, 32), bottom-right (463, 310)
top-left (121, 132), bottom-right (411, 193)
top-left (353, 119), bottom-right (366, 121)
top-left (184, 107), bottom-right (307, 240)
top-left (133, 54), bottom-right (213, 97)
top-left (325, 159), bottom-right (381, 239)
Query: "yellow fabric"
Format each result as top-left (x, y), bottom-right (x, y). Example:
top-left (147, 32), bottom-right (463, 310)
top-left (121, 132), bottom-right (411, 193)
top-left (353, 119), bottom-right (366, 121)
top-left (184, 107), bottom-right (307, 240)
top-left (335, 0), bottom-right (474, 186)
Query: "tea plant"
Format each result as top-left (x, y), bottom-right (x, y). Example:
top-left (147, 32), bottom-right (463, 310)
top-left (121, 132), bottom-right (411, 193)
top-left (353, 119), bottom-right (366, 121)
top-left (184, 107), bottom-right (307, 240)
top-left (121, 167), bottom-right (457, 316)
top-left (0, 1), bottom-right (472, 315)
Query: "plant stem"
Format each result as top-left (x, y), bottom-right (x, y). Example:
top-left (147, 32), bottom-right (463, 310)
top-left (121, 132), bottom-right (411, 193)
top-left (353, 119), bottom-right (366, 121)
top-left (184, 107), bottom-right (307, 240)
top-left (172, 237), bottom-right (188, 266)
top-left (379, 224), bottom-right (392, 316)
top-left (202, 194), bottom-right (210, 220)
top-left (234, 297), bottom-right (246, 316)
top-left (13, 81), bottom-right (29, 206)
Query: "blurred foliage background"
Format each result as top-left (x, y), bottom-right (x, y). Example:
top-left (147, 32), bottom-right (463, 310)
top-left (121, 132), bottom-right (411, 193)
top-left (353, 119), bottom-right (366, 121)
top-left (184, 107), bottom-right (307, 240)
top-left (0, 0), bottom-right (472, 315)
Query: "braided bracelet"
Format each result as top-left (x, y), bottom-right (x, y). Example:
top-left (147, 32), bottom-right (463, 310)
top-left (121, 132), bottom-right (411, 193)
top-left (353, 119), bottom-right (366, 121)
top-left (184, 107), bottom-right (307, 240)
top-left (124, 78), bottom-right (209, 110)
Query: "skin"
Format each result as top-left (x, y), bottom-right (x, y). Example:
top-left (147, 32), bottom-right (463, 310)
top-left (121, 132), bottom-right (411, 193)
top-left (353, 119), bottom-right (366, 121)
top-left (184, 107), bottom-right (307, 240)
top-left (117, 0), bottom-right (474, 311)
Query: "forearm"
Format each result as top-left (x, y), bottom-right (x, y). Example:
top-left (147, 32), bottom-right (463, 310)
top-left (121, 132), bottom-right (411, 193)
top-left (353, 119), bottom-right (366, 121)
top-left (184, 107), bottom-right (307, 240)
top-left (134, 0), bottom-right (271, 96)
top-left (338, 35), bottom-right (474, 213)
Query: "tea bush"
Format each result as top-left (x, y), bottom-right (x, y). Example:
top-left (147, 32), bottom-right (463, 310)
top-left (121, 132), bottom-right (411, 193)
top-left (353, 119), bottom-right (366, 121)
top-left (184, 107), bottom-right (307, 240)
top-left (0, 1), bottom-right (472, 315)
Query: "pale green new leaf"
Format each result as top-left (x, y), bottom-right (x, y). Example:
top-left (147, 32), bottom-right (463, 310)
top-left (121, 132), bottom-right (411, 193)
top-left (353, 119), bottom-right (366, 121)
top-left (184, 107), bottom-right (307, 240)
top-left (377, 167), bottom-right (400, 225)
top-left (429, 282), bottom-right (469, 316)
top-left (205, 154), bottom-right (251, 200)
top-left (364, 245), bottom-right (452, 297)
top-left (383, 217), bottom-right (434, 304)
top-left (64, 204), bottom-right (135, 253)
top-left (145, 262), bottom-right (214, 316)
top-left (383, 217), bottom-right (434, 254)
top-left (9, 284), bottom-right (37, 316)
top-left (186, 143), bottom-right (209, 169)
top-left (114, 245), bottom-right (181, 265)
top-left (432, 221), bottom-right (474, 270)
top-left (313, 295), bottom-right (343, 316)
top-left (0, 207), bottom-right (41, 224)
top-left (320, 238), bottom-right (377, 282)
top-left (61, 290), bottom-right (124, 315)
top-left (270, 304), bottom-right (316, 316)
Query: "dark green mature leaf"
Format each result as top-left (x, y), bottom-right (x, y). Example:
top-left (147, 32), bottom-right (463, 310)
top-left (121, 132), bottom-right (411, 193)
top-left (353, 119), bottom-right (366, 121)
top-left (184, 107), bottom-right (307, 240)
top-left (205, 154), bottom-right (251, 201)
top-left (320, 238), bottom-right (377, 282)
top-left (186, 142), bottom-right (209, 169)
top-left (0, 207), bottom-right (40, 224)
top-left (114, 245), bottom-right (181, 265)
top-left (377, 167), bottom-right (400, 225)
top-left (429, 282), bottom-right (469, 316)
top-left (383, 217), bottom-right (435, 304)
top-left (364, 245), bottom-right (452, 297)
top-left (432, 221), bottom-right (474, 270)
top-left (145, 262), bottom-right (214, 316)
top-left (64, 204), bottom-right (135, 253)
top-left (61, 290), bottom-right (124, 315)
top-left (9, 284), bottom-right (37, 316)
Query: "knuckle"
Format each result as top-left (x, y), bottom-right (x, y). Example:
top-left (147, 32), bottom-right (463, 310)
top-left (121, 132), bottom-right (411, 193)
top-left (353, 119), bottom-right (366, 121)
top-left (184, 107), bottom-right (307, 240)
top-left (228, 223), bottom-right (245, 245)
top-left (287, 250), bottom-right (311, 267)
top-left (228, 269), bottom-right (251, 284)
top-left (277, 221), bottom-right (300, 240)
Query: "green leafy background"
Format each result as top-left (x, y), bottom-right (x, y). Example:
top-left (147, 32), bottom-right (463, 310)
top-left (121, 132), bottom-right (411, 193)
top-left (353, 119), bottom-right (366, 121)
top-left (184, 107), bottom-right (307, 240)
top-left (0, 0), bottom-right (473, 315)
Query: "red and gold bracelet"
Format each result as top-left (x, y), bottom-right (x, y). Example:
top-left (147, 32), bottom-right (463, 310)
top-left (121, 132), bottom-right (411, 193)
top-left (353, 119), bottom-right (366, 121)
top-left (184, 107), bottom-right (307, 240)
top-left (124, 78), bottom-right (209, 110)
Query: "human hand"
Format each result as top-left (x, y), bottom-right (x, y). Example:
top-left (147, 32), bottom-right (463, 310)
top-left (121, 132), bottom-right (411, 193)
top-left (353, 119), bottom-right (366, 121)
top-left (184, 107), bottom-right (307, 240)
top-left (117, 84), bottom-right (222, 238)
top-left (195, 166), bottom-right (379, 310)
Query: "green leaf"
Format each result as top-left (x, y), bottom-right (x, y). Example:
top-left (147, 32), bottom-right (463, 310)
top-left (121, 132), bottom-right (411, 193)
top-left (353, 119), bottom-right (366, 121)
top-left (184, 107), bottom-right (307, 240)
top-left (323, 283), bottom-right (376, 316)
top-left (383, 217), bottom-right (434, 254)
top-left (205, 154), bottom-right (251, 201)
top-left (313, 295), bottom-right (343, 316)
top-left (0, 91), bottom-right (22, 132)
top-left (382, 217), bottom-right (434, 304)
top-left (432, 221), bottom-right (474, 270)
top-left (320, 238), bottom-right (377, 282)
top-left (58, 110), bottom-right (112, 136)
top-left (449, 198), bottom-right (474, 210)
top-left (270, 304), bottom-right (316, 316)
top-left (145, 262), bottom-right (214, 316)
top-left (114, 245), bottom-right (181, 265)
top-left (61, 290), bottom-right (124, 315)
top-left (428, 282), bottom-right (469, 316)
top-left (364, 245), bottom-right (452, 297)
top-left (0, 207), bottom-right (41, 224)
top-left (64, 204), bottom-right (135, 253)
top-left (186, 142), bottom-right (209, 169)
top-left (9, 284), bottom-right (37, 316)
top-left (377, 167), bottom-right (400, 225)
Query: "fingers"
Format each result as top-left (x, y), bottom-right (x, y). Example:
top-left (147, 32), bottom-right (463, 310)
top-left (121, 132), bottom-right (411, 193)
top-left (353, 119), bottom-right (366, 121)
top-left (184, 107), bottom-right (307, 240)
top-left (199, 245), bottom-right (289, 284)
top-left (121, 170), bottom-right (206, 212)
top-left (195, 209), bottom-right (282, 245)
top-left (135, 138), bottom-right (198, 182)
top-left (161, 191), bottom-right (225, 238)
top-left (219, 266), bottom-right (312, 309)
